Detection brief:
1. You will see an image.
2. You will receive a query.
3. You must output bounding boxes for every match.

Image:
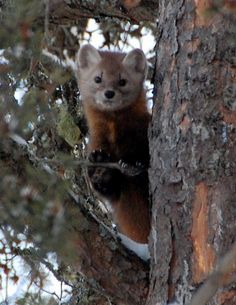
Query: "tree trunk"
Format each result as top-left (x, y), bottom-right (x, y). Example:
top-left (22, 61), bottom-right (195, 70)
top-left (148, 1), bottom-right (236, 304)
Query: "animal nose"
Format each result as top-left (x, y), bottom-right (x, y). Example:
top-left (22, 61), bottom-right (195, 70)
top-left (104, 90), bottom-right (115, 99)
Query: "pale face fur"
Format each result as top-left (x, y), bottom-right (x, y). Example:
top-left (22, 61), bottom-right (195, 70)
top-left (77, 44), bottom-right (147, 111)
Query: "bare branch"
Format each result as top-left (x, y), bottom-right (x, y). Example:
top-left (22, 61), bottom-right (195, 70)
top-left (9, 132), bottom-right (146, 176)
top-left (64, 159), bottom-right (146, 176)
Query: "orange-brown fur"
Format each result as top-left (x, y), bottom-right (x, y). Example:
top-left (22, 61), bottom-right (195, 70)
top-left (84, 93), bottom-right (150, 243)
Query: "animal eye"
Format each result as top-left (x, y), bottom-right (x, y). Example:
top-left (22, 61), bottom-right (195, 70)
top-left (94, 76), bottom-right (102, 83)
top-left (119, 79), bottom-right (127, 86)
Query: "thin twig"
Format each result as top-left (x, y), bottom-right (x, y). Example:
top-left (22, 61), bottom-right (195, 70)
top-left (9, 133), bottom-right (146, 177)
top-left (44, 0), bottom-right (50, 44)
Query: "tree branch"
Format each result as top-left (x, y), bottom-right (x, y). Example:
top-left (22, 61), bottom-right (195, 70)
top-left (47, 0), bottom-right (158, 25)
top-left (2, 135), bottom-right (149, 305)
top-left (10, 132), bottom-right (146, 177)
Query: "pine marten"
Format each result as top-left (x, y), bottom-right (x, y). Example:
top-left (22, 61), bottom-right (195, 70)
top-left (76, 44), bottom-right (150, 260)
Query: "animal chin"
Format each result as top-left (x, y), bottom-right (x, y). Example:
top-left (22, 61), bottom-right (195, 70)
top-left (95, 99), bottom-right (123, 111)
top-left (103, 99), bottom-right (113, 105)
top-left (96, 99), bottom-right (105, 106)
top-left (97, 99), bottom-right (112, 106)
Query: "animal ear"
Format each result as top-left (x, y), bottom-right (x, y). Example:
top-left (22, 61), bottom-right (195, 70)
top-left (122, 49), bottom-right (147, 76)
top-left (77, 44), bottom-right (101, 69)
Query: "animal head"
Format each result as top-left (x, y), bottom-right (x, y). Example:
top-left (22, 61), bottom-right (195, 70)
top-left (77, 44), bottom-right (147, 111)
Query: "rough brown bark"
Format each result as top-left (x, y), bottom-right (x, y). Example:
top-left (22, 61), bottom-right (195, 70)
top-left (148, 1), bottom-right (236, 304)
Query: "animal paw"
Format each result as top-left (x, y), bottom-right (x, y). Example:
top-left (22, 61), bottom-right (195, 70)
top-left (88, 149), bottom-right (111, 163)
top-left (135, 161), bottom-right (145, 171)
top-left (88, 149), bottom-right (111, 177)
top-left (118, 159), bottom-right (129, 169)
top-left (118, 159), bottom-right (146, 176)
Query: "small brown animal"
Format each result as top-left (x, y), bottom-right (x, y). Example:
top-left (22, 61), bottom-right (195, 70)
top-left (76, 44), bottom-right (150, 259)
